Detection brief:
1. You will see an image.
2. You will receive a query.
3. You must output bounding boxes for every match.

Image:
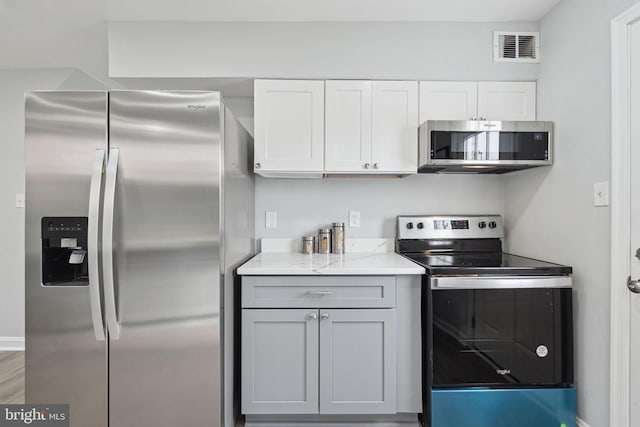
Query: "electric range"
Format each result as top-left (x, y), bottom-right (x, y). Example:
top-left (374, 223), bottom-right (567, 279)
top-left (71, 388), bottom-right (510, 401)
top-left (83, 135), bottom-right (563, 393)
top-left (396, 215), bottom-right (576, 427)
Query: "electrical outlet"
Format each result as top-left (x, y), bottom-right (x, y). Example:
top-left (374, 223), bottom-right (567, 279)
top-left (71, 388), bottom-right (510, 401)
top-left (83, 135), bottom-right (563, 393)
top-left (15, 194), bottom-right (25, 208)
top-left (265, 211), bottom-right (277, 229)
top-left (349, 211), bottom-right (360, 227)
top-left (594, 182), bottom-right (609, 207)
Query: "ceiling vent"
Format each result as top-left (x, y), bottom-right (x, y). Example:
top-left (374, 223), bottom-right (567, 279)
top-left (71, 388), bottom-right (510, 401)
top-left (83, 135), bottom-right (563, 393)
top-left (493, 31), bottom-right (539, 63)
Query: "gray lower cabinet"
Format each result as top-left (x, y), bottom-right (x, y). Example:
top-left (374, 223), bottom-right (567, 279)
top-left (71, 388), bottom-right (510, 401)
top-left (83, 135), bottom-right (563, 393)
top-left (241, 309), bottom-right (319, 414)
top-left (241, 307), bottom-right (396, 415)
top-left (319, 309), bottom-right (396, 414)
top-left (241, 275), bottom-right (420, 421)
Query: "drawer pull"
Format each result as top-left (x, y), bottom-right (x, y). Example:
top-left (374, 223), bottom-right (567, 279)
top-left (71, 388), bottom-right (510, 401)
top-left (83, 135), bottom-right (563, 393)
top-left (305, 290), bottom-right (334, 296)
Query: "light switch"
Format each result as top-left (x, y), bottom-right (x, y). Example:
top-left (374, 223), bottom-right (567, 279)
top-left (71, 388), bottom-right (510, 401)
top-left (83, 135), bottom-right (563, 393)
top-left (15, 194), bottom-right (25, 208)
top-left (265, 211), bottom-right (277, 229)
top-left (594, 182), bottom-right (609, 207)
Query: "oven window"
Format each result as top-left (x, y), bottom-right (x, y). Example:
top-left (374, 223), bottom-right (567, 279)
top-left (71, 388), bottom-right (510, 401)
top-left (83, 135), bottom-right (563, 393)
top-left (430, 288), bottom-right (572, 387)
top-left (430, 131), bottom-right (549, 161)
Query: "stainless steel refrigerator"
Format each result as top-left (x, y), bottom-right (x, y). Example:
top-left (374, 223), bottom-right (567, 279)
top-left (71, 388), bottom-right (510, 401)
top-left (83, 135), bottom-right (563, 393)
top-left (25, 91), bottom-right (255, 427)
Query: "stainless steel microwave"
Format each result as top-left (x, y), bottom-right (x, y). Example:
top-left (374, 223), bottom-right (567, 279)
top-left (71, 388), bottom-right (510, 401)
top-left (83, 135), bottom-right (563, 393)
top-left (418, 120), bottom-right (554, 174)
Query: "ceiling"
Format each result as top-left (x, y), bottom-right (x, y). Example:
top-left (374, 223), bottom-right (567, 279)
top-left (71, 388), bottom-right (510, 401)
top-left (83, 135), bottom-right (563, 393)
top-left (0, 0), bottom-right (562, 24)
top-left (107, 0), bottom-right (562, 22)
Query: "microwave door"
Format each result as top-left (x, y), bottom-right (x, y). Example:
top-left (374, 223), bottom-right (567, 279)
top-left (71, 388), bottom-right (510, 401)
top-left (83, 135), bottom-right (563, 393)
top-left (419, 120), bottom-right (554, 173)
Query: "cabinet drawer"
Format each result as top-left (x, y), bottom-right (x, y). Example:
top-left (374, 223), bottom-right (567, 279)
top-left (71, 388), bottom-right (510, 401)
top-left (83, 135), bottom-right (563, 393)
top-left (242, 276), bottom-right (396, 308)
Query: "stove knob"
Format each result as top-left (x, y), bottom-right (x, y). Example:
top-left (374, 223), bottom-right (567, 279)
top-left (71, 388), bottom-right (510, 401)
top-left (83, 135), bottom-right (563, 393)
top-left (478, 221), bottom-right (487, 229)
top-left (406, 222), bottom-right (414, 230)
top-left (417, 222), bottom-right (424, 229)
top-left (489, 221), bottom-right (497, 229)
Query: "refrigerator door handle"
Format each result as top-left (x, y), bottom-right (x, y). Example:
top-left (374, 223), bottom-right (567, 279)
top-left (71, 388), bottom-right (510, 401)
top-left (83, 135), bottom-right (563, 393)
top-left (88, 149), bottom-right (106, 341)
top-left (103, 148), bottom-right (121, 339)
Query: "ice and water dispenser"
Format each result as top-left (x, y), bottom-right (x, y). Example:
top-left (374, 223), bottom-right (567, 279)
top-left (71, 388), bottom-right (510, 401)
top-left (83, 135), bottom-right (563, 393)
top-left (41, 217), bottom-right (89, 286)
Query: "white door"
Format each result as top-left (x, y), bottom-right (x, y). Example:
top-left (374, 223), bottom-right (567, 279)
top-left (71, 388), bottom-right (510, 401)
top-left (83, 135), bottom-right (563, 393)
top-left (325, 80), bottom-right (373, 173)
top-left (629, 17), bottom-right (640, 427)
top-left (253, 80), bottom-right (325, 174)
top-left (611, 5), bottom-right (640, 426)
top-left (371, 81), bottom-right (418, 173)
top-left (419, 81), bottom-right (478, 123)
top-left (477, 81), bottom-right (537, 121)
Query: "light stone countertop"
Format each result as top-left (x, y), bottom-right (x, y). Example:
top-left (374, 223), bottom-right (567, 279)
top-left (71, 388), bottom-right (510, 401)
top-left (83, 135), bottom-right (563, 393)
top-left (237, 251), bottom-right (425, 276)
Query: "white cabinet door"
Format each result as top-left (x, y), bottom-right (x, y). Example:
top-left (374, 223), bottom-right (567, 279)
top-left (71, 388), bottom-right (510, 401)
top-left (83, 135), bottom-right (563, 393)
top-left (254, 80), bottom-right (325, 175)
top-left (325, 81), bottom-right (373, 173)
top-left (241, 309), bottom-right (319, 414)
top-left (477, 81), bottom-right (537, 121)
top-left (319, 309), bottom-right (397, 414)
top-left (419, 81), bottom-right (478, 123)
top-left (371, 81), bottom-right (418, 173)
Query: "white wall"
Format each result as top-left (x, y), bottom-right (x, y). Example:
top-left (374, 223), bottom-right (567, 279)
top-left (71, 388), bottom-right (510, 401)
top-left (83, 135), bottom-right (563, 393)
top-left (0, 69), bottom-right (109, 344)
top-left (504, 1), bottom-right (639, 425)
top-left (108, 21), bottom-right (539, 81)
top-left (255, 175), bottom-right (505, 240)
top-left (223, 97), bottom-right (254, 137)
top-left (0, 0), bottom-right (110, 83)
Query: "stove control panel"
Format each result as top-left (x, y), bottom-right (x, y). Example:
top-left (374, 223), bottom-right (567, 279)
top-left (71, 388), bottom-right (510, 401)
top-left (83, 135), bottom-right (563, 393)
top-left (397, 215), bottom-right (504, 239)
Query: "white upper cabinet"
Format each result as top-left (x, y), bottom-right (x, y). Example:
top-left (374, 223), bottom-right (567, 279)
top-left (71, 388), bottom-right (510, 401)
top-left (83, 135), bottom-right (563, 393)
top-left (419, 81), bottom-right (537, 124)
top-left (477, 81), bottom-right (537, 121)
top-left (419, 81), bottom-right (478, 122)
top-left (325, 81), bottom-right (373, 173)
top-left (325, 80), bottom-right (418, 175)
top-left (371, 81), bottom-right (418, 174)
top-left (254, 80), bottom-right (325, 177)
top-left (255, 79), bottom-right (534, 178)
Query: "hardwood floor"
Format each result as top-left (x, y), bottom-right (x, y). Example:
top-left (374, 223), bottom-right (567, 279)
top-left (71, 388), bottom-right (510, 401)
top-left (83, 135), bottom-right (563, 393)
top-left (0, 351), bottom-right (25, 403)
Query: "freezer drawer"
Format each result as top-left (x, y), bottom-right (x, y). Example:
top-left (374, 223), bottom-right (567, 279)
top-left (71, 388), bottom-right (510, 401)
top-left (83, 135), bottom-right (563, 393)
top-left (431, 387), bottom-right (576, 427)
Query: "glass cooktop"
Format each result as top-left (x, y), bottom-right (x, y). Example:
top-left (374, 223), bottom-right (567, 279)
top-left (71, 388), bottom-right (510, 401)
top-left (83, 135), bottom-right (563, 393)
top-left (404, 252), bottom-right (572, 276)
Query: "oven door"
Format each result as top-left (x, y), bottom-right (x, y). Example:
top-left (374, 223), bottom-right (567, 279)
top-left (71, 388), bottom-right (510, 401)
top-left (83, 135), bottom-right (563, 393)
top-left (427, 276), bottom-right (573, 388)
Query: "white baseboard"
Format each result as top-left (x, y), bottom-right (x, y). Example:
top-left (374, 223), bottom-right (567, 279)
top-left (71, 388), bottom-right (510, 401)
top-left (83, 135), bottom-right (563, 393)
top-left (576, 417), bottom-right (590, 427)
top-left (0, 337), bottom-right (25, 351)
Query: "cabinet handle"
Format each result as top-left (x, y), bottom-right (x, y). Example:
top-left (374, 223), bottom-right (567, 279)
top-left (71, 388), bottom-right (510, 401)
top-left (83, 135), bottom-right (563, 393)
top-left (480, 117), bottom-right (487, 121)
top-left (255, 162), bottom-right (261, 170)
top-left (373, 163), bottom-right (379, 169)
top-left (308, 312), bottom-right (318, 320)
top-left (471, 117), bottom-right (477, 121)
top-left (305, 290), bottom-right (334, 296)
top-left (321, 313), bottom-right (329, 320)
top-left (364, 163), bottom-right (371, 169)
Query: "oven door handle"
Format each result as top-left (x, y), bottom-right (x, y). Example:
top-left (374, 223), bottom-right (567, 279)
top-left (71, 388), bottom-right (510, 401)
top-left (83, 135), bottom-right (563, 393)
top-left (430, 276), bottom-right (572, 289)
